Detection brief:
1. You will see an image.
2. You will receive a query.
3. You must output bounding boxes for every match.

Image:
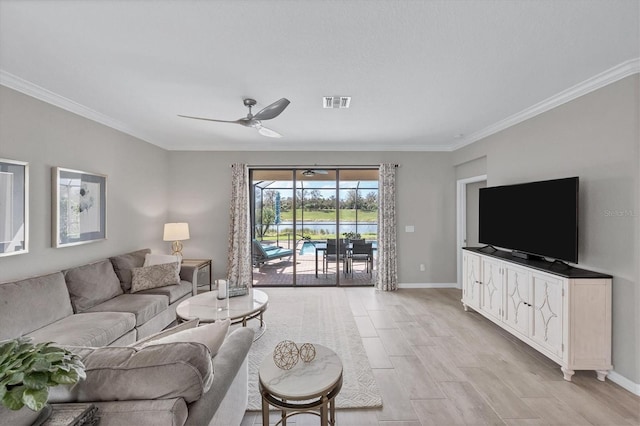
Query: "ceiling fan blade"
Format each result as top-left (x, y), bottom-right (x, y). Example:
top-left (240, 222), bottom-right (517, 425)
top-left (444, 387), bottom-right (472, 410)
top-left (314, 170), bottom-right (329, 174)
top-left (177, 114), bottom-right (241, 124)
top-left (253, 98), bottom-right (290, 121)
top-left (257, 125), bottom-right (282, 138)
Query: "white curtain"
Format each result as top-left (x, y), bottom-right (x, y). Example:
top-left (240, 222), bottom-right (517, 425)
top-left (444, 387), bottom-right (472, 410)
top-left (376, 163), bottom-right (398, 291)
top-left (226, 163), bottom-right (252, 288)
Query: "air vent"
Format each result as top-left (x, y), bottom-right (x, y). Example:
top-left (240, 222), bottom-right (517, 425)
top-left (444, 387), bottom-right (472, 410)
top-left (323, 96), bottom-right (351, 108)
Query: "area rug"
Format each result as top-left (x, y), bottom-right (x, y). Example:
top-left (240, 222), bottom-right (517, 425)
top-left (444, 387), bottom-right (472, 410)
top-left (245, 287), bottom-right (382, 410)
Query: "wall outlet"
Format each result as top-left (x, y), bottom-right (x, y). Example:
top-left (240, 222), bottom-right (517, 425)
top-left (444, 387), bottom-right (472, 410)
top-left (419, 263), bottom-right (426, 271)
top-left (405, 225), bottom-right (415, 233)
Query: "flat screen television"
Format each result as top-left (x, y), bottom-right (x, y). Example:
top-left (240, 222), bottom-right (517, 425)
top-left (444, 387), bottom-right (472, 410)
top-left (478, 177), bottom-right (579, 263)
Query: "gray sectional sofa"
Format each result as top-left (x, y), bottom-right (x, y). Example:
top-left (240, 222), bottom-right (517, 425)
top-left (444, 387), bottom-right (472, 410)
top-left (0, 248), bottom-right (254, 426)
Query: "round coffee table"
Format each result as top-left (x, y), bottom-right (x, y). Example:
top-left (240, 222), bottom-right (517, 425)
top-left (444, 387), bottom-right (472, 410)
top-left (259, 344), bottom-right (343, 426)
top-left (175, 288), bottom-right (268, 340)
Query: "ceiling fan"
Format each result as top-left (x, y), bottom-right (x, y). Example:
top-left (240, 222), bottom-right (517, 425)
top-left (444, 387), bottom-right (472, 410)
top-left (178, 98), bottom-right (290, 138)
top-left (301, 169), bottom-right (329, 176)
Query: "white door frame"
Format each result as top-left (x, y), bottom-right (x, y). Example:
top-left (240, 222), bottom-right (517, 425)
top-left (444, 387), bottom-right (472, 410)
top-left (456, 174), bottom-right (487, 288)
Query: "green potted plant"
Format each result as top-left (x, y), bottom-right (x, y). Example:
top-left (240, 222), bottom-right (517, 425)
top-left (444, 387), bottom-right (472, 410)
top-left (342, 231), bottom-right (361, 242)
top-left (0, 337), bottom-right (86, 424)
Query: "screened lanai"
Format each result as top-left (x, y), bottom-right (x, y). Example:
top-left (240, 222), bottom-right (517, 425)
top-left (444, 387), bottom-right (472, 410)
top-left (250, 168), bottom-right (378, 286)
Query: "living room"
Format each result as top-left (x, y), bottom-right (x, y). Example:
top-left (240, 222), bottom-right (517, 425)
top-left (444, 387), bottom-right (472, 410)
top-left (1, 1), bottom-right (639, 425)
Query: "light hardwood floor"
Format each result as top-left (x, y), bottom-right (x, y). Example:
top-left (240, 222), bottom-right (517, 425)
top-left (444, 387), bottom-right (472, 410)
top-left (241, 288), bottom-right (639, 426)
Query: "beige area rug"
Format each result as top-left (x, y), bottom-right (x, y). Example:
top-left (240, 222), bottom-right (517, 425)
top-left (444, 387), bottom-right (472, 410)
top-left (245, 287), bottom-right (382, 410)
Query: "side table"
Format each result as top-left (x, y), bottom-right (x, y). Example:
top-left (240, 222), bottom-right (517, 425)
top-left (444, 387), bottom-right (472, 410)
top-left (259, 344), bottom-right (343, 426)
top-left (182, 258), bottom-right (212, 291)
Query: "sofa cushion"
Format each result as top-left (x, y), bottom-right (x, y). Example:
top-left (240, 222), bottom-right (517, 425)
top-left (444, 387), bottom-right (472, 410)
top-left (142, 319), bottom-right (230, 357)
top-left (135, 280), bottom-right (192, 303)
top-left (0, 272), bottom-right (74, 340)
top-left (109, 249), bottom-right (151, 292)
top-left (64, 260), bottom-right (123, 313)
top-left (130, 263), bottom-right (180, 293)
top-left (55, 343), bottom-right (213, 404)
top-left (85, 294), bottom-right (168, 326)
top-left (25, 312), bottom-right (136, 347)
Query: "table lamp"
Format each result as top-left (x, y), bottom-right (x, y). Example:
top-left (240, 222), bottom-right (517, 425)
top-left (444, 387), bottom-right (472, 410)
top-left (163, 222), bottom-right (190, 257)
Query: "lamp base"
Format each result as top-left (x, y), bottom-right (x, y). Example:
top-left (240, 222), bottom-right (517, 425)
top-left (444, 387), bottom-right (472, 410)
top-left (171, 241), bottom-right (184, 257)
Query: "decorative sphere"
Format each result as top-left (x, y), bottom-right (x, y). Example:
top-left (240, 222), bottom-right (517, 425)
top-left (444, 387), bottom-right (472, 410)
top-left (299, 343), bottom-right (316, 362)
top-left (273, 340), bottom-right (299, 370)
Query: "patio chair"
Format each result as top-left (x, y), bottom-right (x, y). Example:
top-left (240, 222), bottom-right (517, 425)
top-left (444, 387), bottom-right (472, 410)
top-left (323, 239), bottom-right (348, 276)
top-left (350, 242), bottom-right (373, 275)
top-left (252, 239), bottom-right (294, 266)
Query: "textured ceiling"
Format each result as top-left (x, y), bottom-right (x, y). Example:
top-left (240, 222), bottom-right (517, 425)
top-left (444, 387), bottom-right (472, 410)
top-left (0, 0), bottom-right (638, 151)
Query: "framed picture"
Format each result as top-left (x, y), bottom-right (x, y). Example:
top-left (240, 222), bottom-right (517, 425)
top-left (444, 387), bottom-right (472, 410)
top-left (0, 158), bottom-right (29, 256)
top-left (53, 167), bottom-right (107, 248)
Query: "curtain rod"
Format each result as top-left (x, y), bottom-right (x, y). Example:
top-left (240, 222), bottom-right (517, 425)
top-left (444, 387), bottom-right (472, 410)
top-left (234, 164), bottom-right (399, 168)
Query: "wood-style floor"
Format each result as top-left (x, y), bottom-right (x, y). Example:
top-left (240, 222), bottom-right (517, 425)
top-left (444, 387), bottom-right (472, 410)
top-left (241, 288), bottom-right (639, 426)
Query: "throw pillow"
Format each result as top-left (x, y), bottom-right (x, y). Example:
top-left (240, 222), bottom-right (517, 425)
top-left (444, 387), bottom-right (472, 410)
top-left (144, 253), bottom-right (182, 272)
top-left (130, 318), bottom-right (199, 347)
top-left (141, 319), bottom-right (230, 357)
top-left (130, 263), bottom-right (180, 293)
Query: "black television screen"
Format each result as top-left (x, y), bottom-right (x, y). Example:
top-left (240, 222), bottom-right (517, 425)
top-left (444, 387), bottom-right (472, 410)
top-left (478, 177), bottom-right (579, 263)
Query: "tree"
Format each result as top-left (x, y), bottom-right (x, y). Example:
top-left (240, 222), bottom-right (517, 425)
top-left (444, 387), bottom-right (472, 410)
top-left (256, 206), bottom-right (275, 237)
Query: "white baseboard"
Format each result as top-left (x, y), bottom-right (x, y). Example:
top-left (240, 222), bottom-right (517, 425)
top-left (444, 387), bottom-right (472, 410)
top-left (398, 282), bottom-right (458, 289)
top-left (608, 370), bottom-right (640, 396)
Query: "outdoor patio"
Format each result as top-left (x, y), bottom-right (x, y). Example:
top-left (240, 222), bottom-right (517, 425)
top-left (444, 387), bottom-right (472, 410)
top-left (252, 240), bottom-right (375, 286)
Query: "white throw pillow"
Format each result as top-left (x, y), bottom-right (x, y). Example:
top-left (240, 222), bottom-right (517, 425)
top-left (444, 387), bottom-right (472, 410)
top-left (144, 253), bottom-right (181, 272)
top-left (130, 319), bottom-right (200, 347)
top-left (142, 319), bottom-right (231, 356)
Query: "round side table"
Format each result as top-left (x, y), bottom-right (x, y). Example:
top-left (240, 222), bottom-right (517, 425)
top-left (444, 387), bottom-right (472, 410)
top-left (259, 344), bottom-right (343, 426)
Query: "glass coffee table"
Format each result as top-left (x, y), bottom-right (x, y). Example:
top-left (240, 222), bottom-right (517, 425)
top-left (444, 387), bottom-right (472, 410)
top-left (259, 344), bottom-right (343, 426)
top-left (176, 288), bottom-right (269, 340)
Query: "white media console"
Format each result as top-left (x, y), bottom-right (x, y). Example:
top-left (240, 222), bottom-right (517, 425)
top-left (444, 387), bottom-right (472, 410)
top-left (462, 247), bottom-right (612, 381)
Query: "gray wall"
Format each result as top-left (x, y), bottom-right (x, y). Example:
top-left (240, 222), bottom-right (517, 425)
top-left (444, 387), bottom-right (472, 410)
top-left (453, 75), bottom-right (640, 384)
top-left (0, 86), bottom-right (170, 281)
top-left (167, 151), bottom-right (457, 284)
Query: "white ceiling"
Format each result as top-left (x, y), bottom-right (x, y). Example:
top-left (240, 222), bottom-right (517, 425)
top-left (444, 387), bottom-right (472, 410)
top-left (0, 1), bottom-right (638, 151)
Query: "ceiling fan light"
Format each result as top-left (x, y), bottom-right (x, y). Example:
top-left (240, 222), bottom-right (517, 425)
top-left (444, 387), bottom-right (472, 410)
top-left (302, 170), bottom-right (315, 176)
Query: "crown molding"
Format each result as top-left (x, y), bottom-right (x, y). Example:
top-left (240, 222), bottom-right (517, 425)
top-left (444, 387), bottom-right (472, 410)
top-left (163, 141), bottom-right (453, 152)
top-left (0, 70), bottom-right (158, 146)
top-left (451, 58), bottom-right (640, 151)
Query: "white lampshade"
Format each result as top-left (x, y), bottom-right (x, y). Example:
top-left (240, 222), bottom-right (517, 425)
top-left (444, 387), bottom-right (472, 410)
top-left (163, 223), bottom-right (190, 241)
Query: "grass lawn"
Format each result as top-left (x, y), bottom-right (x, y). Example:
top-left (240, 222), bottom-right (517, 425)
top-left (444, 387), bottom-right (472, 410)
top-left (280, 209), bottom-right (377, 222)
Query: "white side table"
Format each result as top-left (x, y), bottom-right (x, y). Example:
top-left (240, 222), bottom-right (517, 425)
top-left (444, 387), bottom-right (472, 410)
top-left (259, 344), bottom-right (343, 426)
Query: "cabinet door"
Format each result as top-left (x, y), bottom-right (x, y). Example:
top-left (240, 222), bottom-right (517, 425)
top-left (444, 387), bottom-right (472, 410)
top-left (480, 258), bottom-right (502, 320)
top-left (462, 252), bottom-right (481, 310)
top-left (503, 264), bottom-right (530, 336)
top-left (530, 273), bottom-right (564, 357)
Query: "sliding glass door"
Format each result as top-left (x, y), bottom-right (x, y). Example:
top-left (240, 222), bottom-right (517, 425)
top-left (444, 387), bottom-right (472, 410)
top-left (250, 168), bottom-right (378, 287)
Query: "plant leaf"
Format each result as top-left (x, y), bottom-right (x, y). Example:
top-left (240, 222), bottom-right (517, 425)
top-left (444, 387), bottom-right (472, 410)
top-left (23, 372), bottom-right (49, 390)
top-left (22, 387), bottom-right (48, 411)
top-left (51, 369), bottom-right (78, 385)
top-left (30, 358), bottom-right (51, 372)
top-left (6, 372), bottom-right (24, 386)
top-left (2, 385), bottom-right (25, 410)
